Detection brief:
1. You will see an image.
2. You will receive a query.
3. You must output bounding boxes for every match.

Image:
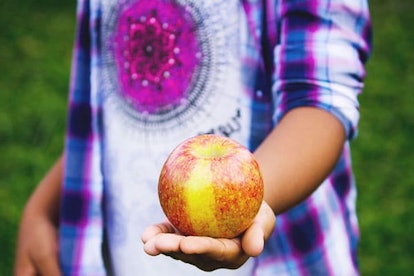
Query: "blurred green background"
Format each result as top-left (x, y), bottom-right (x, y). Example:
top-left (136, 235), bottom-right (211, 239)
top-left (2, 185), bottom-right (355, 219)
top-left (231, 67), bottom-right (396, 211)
top-left (0, 0), bottom-right (413, 274)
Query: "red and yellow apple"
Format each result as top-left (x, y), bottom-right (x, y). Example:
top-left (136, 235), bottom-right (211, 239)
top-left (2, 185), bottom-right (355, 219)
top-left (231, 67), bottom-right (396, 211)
top-left (158, 134), bottom-right (264, 238)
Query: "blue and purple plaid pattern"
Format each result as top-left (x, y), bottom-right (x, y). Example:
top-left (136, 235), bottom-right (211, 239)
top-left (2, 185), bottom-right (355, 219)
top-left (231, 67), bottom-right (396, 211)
top-left (59, 0), bottom-right (371, 274)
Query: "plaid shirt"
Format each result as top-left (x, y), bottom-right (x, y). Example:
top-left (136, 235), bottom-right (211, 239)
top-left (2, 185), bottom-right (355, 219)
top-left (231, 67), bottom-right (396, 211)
top-left (60, 0), bottom-right (372, 275)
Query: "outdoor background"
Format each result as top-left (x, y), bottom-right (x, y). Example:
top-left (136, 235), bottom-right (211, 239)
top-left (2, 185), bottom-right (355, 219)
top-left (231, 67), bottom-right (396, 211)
top-left (1, 0), bottom-right (413, 274)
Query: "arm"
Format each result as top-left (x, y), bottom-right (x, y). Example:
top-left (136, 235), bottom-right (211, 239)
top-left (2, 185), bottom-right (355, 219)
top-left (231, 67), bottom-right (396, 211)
top-left (142, 0), bottom-right (371, 270)
top-left (256, 106), bottom-right (345, 214)
top-left (14, 155), bottom-right (63, 276)
top-left (141, 107), bottom-right (344, 271)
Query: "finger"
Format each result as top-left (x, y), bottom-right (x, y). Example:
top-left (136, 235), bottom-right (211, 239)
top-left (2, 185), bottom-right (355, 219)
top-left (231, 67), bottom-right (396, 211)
top-left (164, 251), bottom-right (221, 272)
top-left (143, 233), bottom-right (184, 256)
top-left (258, 201), bottom-right (277, 239)
top-left (141, 222), bottom-right (177, 243)
top-left (179, 236), bottom-right (242, 261)
top-left (177, 237), bottom-right (248, 271)
top-left (241, 222), bottom-right (264, 256)
top-left (242, 201), bottom-right (276, 256)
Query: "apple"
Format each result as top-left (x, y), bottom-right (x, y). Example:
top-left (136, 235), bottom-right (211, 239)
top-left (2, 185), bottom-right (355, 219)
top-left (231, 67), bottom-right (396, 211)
top-left (158, 134), bottom-right (264, 238)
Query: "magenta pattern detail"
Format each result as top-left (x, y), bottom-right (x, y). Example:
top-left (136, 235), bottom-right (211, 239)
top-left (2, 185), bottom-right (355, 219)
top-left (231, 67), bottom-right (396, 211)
top-left (115, 1), bottom-right (202, 114)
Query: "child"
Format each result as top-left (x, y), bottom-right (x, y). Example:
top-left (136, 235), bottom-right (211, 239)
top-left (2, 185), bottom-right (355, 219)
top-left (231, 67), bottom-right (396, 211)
top-left (15, 0), bottom-right (372, 275)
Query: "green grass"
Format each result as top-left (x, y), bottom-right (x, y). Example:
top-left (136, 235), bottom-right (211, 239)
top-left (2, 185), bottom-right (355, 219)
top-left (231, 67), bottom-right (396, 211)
top-left (353, 1), bottom-right (414, 274)
top-left (0, 1), bottom-right (75, 274)
top-left (1, 0), bottom-right (413, 274)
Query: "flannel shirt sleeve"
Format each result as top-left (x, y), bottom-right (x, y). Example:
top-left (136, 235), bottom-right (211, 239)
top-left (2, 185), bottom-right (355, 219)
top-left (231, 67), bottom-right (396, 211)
top-left (59, 0), bottom-right (106, 274)
top-left (273, 0), bottom-right (372, 139)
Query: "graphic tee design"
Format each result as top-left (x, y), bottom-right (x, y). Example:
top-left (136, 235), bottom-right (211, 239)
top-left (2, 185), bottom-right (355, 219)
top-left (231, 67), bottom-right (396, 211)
top-left (99, 0), bottom-right (262, 274)
top-left (100, 0), bottom-right (260, 138)
top-left (114, 1), bottom-right (204, 115)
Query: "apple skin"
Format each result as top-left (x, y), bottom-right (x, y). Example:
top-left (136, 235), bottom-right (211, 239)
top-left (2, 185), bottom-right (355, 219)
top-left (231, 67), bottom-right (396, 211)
top-left (158, 134), bottom-right (264, 238)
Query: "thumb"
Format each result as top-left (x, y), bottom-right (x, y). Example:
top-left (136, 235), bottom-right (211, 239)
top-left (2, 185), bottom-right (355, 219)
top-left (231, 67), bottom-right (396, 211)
top-left (241, 201), bottom-right (276, 257)
top-left (241, 222), bottom-right (264, 257)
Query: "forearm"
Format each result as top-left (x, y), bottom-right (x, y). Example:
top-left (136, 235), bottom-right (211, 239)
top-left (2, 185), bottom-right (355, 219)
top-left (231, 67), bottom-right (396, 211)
top-left (21, 154), bottom-right (64, 225)
top-left (254, 107), bottom-right (346, 215)
top-left (15, 155), bottom-right (64, 275)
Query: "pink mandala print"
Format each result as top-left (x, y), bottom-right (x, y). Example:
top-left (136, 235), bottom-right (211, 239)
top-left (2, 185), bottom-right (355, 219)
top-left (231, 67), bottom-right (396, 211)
top-left (115, 1), bottom-right (203, 114)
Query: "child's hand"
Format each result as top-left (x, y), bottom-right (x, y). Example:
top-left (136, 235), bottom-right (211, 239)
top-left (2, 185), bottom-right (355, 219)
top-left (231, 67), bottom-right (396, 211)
top-left (141, 201), bottom-right (275, 271)
top-left (14, 209), bottom-right (61, 276)
top-left (14, 156), bottom-right (63, 276)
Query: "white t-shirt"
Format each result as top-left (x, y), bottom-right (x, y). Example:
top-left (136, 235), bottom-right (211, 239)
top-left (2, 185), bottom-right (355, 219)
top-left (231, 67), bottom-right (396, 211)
top-left (99, 0), bottom-right (265, 274)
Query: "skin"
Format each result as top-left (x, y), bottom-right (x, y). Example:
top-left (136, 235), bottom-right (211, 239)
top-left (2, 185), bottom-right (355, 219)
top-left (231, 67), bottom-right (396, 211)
top-left (14, 106), bottom-right (345, 274)
top-left (14, 155), bottom-right (63, 276)
top-left (141, 107), bottom-right (346, 271)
